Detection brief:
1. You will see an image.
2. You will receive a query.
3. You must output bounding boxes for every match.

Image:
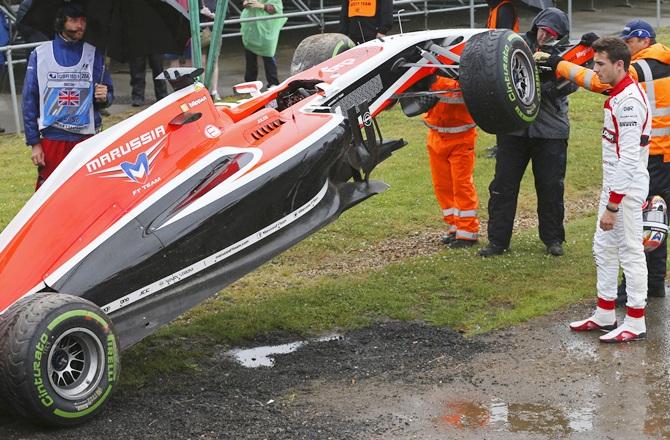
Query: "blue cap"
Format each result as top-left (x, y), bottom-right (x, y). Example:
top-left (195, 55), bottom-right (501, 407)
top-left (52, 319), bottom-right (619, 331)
top-left (621, 19), bottom-right (656, 40)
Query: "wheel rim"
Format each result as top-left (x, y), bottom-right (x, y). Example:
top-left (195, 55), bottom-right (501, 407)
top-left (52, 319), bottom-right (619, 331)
top-left (47, 328), bottom-right (105, 401)
top-left (510, 48), bottom-right (535, 106)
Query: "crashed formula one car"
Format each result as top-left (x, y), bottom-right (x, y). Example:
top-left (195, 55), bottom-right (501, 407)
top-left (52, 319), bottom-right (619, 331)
top-left (0, 28), bottom-right (558, 425)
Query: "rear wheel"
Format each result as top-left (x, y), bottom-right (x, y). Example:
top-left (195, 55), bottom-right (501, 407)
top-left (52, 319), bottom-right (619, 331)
top-left (0, 293), bottom-right (120, 426)
top-left (459, 29), bottom-right (540, 134)
top-left (290, 33), bottom-right (355, 75)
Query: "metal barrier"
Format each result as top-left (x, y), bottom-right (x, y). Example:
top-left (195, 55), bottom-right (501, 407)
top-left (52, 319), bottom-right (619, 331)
top-left (1, 0), bottom-right (665, 134)
top-left (0, 41), bottom-right (41, 135)
top-left (0, 0), bottom-right (487, 135)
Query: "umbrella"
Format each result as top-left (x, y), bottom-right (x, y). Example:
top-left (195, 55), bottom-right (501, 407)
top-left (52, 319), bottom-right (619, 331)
top-left (520, 0), bottom-right (554, 10)
top-left (18, 0), bottom-right (191, 62)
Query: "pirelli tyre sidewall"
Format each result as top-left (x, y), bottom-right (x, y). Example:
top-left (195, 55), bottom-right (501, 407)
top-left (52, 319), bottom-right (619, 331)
top-left (459, 30), bottom-right (541, 134)
top-left (0, 294), bottom-right (120, 426)
top-left (290, 33), bottom-right (355, 75)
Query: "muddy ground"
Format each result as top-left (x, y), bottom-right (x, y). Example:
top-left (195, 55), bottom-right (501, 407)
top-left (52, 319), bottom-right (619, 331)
top-left (2, 296), bottom-right (670, 439)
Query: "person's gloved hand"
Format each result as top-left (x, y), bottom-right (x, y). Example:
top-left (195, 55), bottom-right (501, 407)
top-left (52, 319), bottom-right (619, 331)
top-left (546, 53), bottom-right (562, 72)
top-left (533, 51), bottom-right (551, 63)
top-left (579, 32), bottom-right (599, 47)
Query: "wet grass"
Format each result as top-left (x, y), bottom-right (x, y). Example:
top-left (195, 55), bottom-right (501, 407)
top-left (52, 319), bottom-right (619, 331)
top-left (120, 88), bottom-right (608, 385)
top-left (0, 67), bottom-right (627, 386)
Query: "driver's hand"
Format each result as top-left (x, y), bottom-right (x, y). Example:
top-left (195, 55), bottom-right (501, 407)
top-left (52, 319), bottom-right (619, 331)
top-left (533, 51), bottom-right (551, 63)
top-left (599, 209), bottom-right (617, 231)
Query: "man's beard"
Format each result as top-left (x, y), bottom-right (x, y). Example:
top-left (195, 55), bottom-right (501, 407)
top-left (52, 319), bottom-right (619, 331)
top-left (62, 29), bottom-right (84, 41)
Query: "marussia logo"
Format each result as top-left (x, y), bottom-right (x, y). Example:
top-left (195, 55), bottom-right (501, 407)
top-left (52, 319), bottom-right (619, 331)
top-left (88, 138), bottom-right (166, 183)
top-left (120, 153), bottom-right (150, 182)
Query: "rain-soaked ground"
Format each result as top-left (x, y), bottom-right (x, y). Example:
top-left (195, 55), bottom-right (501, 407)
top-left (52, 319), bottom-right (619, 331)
top-left (1, 296), bottom-right (670, 439)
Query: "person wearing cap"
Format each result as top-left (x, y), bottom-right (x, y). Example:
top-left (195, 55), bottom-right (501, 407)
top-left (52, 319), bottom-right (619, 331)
top-left (543, 19), bottom-right (670, 303)
top-left (568, 36), bottom-right (651, 342)
top-left (21, 3), bottom-right (113, 190)
top-left (479, 8), bottom-right (577, 257)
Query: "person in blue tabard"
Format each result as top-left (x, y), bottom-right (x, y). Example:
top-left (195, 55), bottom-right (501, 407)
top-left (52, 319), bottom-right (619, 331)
top-left (22, 3), bottom-right (113, 190)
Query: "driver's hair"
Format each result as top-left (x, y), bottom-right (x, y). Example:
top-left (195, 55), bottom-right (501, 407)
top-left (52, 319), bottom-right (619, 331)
top-left (592, 36), bottom-right (632, 70)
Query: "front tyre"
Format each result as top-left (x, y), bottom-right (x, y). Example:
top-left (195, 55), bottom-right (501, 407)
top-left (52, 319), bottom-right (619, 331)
top-left (0, 294), bottom-right (120, 426)
top-left (459, 29), bottom-right (540, 134)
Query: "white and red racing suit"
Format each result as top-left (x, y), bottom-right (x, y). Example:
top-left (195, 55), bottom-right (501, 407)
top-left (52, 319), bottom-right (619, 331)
top-left (594, 75), bottom-right (651, 308)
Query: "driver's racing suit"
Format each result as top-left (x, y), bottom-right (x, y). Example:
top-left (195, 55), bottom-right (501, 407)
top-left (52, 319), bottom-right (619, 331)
top-left (595, 75), bottom-right (651, 311)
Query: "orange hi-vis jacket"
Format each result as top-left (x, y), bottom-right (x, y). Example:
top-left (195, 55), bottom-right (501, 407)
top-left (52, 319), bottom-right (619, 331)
top-left (557, 43), bottom-right (670, 161)
top-left (423, 77), bottom-right (479, 240)
top-left (423, 77), bottom-right (476, 136)
top-left (348, 0), bottom-right (376, 17)
top-left (487, 0), bottom-right (519, 33)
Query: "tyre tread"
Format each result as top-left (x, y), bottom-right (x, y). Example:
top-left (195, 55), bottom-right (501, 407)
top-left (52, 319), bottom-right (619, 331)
top-left (0, 294), bottom-right (116, 425)
top-left (460, 30), bottom-right (539, 134)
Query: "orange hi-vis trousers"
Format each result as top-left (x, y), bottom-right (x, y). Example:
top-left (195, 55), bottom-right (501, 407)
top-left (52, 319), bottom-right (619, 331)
top-left (426, 129), bottom-right (479, 240)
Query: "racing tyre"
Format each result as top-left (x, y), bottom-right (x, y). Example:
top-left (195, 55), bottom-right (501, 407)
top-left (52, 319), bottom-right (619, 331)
top-left (459, 30), bottom-right (540, 134)
top-left (290, 33), bottom-right (355, 75)
top-left (0, 293), bottom-right (120, 426)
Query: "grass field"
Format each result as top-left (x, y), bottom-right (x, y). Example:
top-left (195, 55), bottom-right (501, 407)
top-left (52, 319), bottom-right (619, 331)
top-left (0, 50), bottom-right (652, 383)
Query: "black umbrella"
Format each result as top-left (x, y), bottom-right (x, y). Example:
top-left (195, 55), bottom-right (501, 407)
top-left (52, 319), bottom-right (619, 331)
top-left (19, 0), bottom-right (191, 62)
top-left (520, 0), bottom-right (554, 10)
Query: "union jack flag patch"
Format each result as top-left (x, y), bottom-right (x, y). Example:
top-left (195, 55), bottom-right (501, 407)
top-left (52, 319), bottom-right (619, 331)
top-left (58, 89), bottom-right (80, 107)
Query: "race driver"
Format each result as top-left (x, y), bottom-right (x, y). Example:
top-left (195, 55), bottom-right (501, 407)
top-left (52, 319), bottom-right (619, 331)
top-left (542, 20), bottom-right (670, 303)
top-left (569, 37), bottom-right (651, 342)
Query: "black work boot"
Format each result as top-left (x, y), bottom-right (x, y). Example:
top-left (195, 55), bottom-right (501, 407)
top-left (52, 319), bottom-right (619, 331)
top-left (546, 242), bottom-right (564, 256)
top-left (449, 239), bottom-right (478, 249)
top-left (648, 283), bottom-right (667, 298)
top-left (478, 244), bottom-right (507, 257)
top-left (441, 233), bottom-right (456, 245)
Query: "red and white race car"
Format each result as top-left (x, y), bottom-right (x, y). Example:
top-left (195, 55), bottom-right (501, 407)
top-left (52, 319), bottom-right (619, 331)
top-left (0, 28), bottom-right (581, 425)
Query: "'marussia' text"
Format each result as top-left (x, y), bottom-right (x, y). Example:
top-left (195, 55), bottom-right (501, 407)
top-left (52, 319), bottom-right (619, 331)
top-left (86, 126), bottom-right (166, 172)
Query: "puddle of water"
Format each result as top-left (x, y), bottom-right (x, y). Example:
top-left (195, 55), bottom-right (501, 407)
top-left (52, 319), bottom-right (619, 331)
top-left (227, 334), bottom-right (342, 368)
top-left (438, 398), bottom-right (594, 435)
top-left (439, 401), bottom-right (490, 429)
top-left (507, 402), bottom-right (572, 434)
top-left (489, 398), bottom-right (508, 425)
top-left (567, 404), bottom-right (594, 433)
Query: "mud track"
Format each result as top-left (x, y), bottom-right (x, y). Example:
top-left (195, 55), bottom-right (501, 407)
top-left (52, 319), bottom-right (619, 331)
top-left (2, 298), bottom-right (670, 439)
top-left (0, 321), bottom-right (486, 439)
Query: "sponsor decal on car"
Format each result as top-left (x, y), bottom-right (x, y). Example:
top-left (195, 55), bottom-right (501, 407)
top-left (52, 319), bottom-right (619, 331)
top-left (86, 126), bottom-right (166, 173)
top-left (188, 96), bottom-right (208, 109)
top-left (86, 126), bottom-right (167, 187)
